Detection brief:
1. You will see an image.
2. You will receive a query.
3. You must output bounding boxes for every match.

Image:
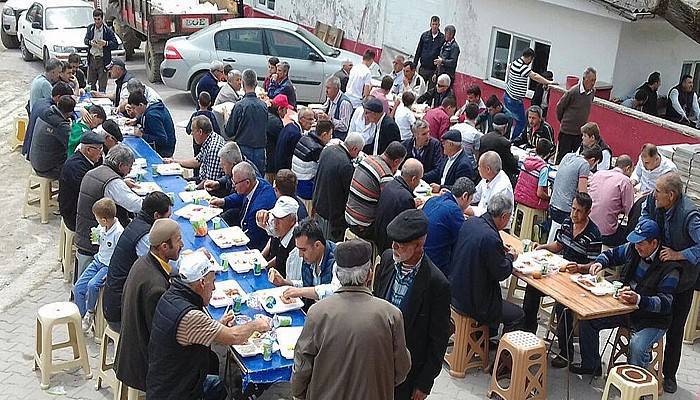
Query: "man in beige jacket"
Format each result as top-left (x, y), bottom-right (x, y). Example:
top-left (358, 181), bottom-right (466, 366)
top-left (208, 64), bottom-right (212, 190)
top-left (292, 239), bottom-right (412, 400)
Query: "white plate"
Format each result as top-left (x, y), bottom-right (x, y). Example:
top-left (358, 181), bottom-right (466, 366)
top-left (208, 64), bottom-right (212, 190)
top-left (174, 204), bottom-right (223, 222)
top-left (133, 158), bottom-right (147, 168)
top-left (570, 274), bottom-right (614, 296)
top-left (232, 334), bottom-right (279, 357)
top-left (179, 190), bottom-right (213, 203)
top-left (209, 279), bottom-right (248, 308)
top-left (208, 226), bottom-right (250, 248)
top-left (155, 163), bottom-right (184, 176)
top-left (254, 286), bottom-right (304, 314)
top-left (220, 249), bottom-right (267, 273)
top-left (276, 326), bottom-right (303, 359)
top-left (131, 181), bottom-right (162, 196)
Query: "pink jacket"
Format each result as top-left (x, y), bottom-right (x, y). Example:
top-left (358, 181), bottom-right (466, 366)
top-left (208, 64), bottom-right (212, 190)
top-left (514, 156), bottom-right (549, 210)
top-left (424, 107), bottom-right (450, 139)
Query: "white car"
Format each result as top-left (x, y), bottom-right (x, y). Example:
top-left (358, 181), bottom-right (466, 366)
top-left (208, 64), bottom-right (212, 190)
top-left (18, 0), bottom-right (123, 66)
top-left (1, 0), bottom-right (32, 49)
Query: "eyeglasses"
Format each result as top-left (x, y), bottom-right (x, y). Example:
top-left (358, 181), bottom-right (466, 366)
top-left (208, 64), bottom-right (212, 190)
top-left (233, 178), bottom-right (250, 186)
top-left (437, 83), bottom-right (448, 88)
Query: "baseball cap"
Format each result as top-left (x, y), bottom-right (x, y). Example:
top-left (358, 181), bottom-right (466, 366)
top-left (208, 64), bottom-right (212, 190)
top-left (269, 196), bottom-right (299, 218)
top-left (626, 219), bottom-right (660, 244)
top-left (107, 58), bottom-right (126, 70)
top-left (271, 94), bottom-right (294, 110)
top-left (179, 251), bottom-right (212, 283)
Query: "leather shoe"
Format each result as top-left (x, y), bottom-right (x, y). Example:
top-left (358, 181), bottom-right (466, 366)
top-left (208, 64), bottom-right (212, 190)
top-left (550, 355), bottom-right (569, 369)
top-left (569, 364), bottom-right (602, 377)
top-left (663, 377), bottom-right (678, 393)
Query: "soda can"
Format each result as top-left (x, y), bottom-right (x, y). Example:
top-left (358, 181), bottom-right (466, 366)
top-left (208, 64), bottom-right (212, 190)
top-left (232, 294), bottom-right (242, 313)
top-left (254, 261), bottom-right (262, 276)
top-left (151, 165), bottom-right (159, 176)
top-left (522, 239), bottom-right (532, 252)
top-left (272, 315), bottom-right (292, 328)
top-left (222, 257), bottom-right (229, 270)
top-left (265, 296), bottom-right (276, 309)
top-left (261, 338), bottom-right (273, 361)
top-left (212, 217), bottom-right (222, 230)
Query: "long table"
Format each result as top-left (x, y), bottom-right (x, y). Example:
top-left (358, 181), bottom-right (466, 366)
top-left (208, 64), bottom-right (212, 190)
top-left (124, 137), bottom-right (304, 387)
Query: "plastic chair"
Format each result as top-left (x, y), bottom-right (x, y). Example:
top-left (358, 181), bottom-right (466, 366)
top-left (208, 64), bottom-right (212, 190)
top-left (444, 307), bottom-right (489, 377)
top-left (512, 204), bottom-right (546, 242)
top-left (96, 323), bottom-right (120, 399)
top-left (94, 290), bottom-right (106, 344)
top-left (683, 290), bottom-right (700, 344)
top-left (33, 302), bottom-right (92, 389)
top-left (602, 365), bottom-right (658, 400)
top-left (116, 381), bottom-right (144, 400)
top-left (22, 171), bottom-right (58, 224)
top-left (9, 115), bottom-right (27, 152)
top-left (487, 330), bottom-right (547, 400)
top-left (58, 219), bottom-right (76, 283)
top-left (607, 327), bottom-right (664, 394)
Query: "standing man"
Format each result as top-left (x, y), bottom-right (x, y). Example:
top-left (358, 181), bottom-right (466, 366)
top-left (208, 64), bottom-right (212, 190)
top-left (361, 98), bottom-right (401, 156)
top-left (635, 72), bottom-right (661, 117)
top-left (320, 76), bottom-right (353, 140)
top-left (163, 116), bottom-right (225, 183)
top-left (292, 240), bottom-right (412, 400)
top-left (504, 48), bottom-right (555, 143)
top-left (333, 59), bottom-right (353, 93)
top-left (414, 16), bottom-right (444, 92)
top-left (268, 61), bottom-right (297, 108)
top-left (451, 194), bottom-right (524, 333)
top-left (346, 50), bottom-right (375, 108)
top-left (641, 172), bottom-right (700, 393)
top-left (556, 67), bottom-right (597, 163)
top-left (225, 69), bottom-right (268, 174)
top-left (402, 119), bottom-right (443, 177)
top-left (84, 9), bottom-right (118, 93)
top-left (214, 69), bottom-right (242, 106)
top-left (128, 91), bottom-right (177, 158)
top-left (589, 155), bottom-right (635, 247)
top-left (312, 133), bottom-right (365, 242)
top-left (274, 106), bottom-right (313, 172)
top-left (631, 143), bottom-right (678, 194)
top-left (374, 210), bottom-right (451, 400)
top-left (196, 61), bottom-right (225, 103)
top-left (434, 25), bottom-right (459, 86)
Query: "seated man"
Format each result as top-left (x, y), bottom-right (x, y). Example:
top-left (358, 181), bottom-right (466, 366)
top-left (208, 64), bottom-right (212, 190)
top-left (29, 95), bottom-right (76, 179)
top-left (589, 155), bottom-right (635, 247)
top-left (450, 193), bottom-right (523, 334)
top-left (164, 116), bottom-right (225, 183)
top-left (479, 112), bottom-right (519, 180)
top-left (203, 142), bottom-right (261, 199)
top-left (402, 119), bottom-right (443, 177)
top-left (67, 104), bottom-right (106, 156)
top-left (258, 196), bottom-right (299, 274)
top-left (567, 219), bottom-right (680, 376)
top-left (210, 162), bottom-right (276, 251)
top-left (631, 143), bottom-right (678, 194)
top-left (475, 95), bottom-right (514, 134)
top-left (423, 177), bottom-right (475, 277)
top-left (466, 151), bottom-right (513, 219)
top-left (520, 105), bottom-right (554, 148)
top-left (268, 218), bottom-right (339, 302)
top-left (423, 95), bottom-right (457, 139)
top-left (214, 69), bottom-right (243, 106)
top-left (24, 82), bottom-right (74, 157)
top-left (147, 253), bottom-right (271, 400)
top-left (128, 91), bottom-right (176, 157)
top-left (424, 129), bottom-right (475, 190)
top-left (416, 74), bottom-right (454, 108)
top-left (522, 192), bottom-right (602, 367)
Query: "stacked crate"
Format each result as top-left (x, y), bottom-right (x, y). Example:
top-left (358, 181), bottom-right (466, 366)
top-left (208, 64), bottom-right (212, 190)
top-left (669, 144), bottom-right (700, 206)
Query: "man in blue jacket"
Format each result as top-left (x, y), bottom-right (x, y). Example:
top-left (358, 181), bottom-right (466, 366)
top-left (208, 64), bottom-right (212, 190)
top-left (128, 91), bottom-right (176, 158)
top-left (210, 162), bottom-right (276, 251)
top-left (424, 129), bottom-right (476, 190)
top-left (268, 61), bottom-right (297, 108)
top-left (83, 9), bottom-right (118, 92)
top-left (414, 16), bottom-right (444, 92)
top-left (196, 61), bottom-right (225, 104)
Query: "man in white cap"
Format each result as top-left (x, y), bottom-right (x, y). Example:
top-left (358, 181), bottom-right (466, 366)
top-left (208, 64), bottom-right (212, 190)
top-left (147, 252), bottom-right (271, 400)
top-left (256, 196), bottom-right (299, 276)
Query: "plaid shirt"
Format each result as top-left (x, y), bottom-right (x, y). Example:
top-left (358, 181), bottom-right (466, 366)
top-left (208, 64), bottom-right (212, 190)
top-left (389, 257), bottom-right (422, 308)
top-left (196, 132), bottom-right (226, 181)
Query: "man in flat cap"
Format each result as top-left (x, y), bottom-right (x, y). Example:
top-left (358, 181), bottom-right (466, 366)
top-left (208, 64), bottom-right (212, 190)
top-left (115, 218), bottom-right (183, 393)
top-left (424, 129), bottom-right (476, 190)
top-left (292, 240), bottom-right (411, 400)
top-left (362, 97), bottom-right (401, 156)
top-left (478, 112), bottom-right (519, 181)
top-left (373, 209), bottom-right (451, 400)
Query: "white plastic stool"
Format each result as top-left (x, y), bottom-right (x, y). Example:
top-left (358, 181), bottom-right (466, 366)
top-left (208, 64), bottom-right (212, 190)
top-left (683, 290), bottom-right (700, 344)
top-left (96, 323), bottom-right (120, 398)
top-left (94, 290), bottom-right (106, 344)
top-left (116, 381), bottom-right (144, 400)
top-left (33, 302), bottom-right (92, 389)
top-left (602, 364), bottom-right (658, 400)
top-left (23, 172), bottom-right (58, 224)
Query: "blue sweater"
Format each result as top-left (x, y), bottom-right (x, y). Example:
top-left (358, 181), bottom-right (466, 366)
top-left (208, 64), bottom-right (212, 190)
top-left (223, 178), bottom-right (277, 251)
top-left (423, 193), bottom-right (464, 277)
top-left (142, 101), bottom-right (176, 158)
top-left (196, 72), bottom-right (220, 103)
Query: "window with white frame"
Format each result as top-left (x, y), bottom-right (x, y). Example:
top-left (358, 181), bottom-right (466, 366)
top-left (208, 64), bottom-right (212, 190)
top-left (257, 0), bottom-right (275, 11)
top-left (681, 62), bottom-right (700, 95)
top-left (489, 29), bottom-right (551, 92)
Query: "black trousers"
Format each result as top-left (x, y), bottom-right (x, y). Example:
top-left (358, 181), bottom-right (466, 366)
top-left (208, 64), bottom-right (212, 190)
top-left (555, 134), bottom-right (582, 164)
top-left (663, 287), bottom-right (695, 380)
top-left (500, 301), bottom-right (526, 334)
top-left (523, 286), bottom-right (573, 358)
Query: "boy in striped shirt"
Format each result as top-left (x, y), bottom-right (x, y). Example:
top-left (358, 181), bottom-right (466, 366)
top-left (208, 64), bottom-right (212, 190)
top-left (504, 48), bottom-right (555, 143)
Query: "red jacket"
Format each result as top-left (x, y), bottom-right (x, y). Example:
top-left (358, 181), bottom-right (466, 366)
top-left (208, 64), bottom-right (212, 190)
top-left (424, 106), bottom-right (450, 139)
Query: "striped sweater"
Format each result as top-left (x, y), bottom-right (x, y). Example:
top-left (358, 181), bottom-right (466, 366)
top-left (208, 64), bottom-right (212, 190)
top-left (345, 155), bottom-right (394, 227)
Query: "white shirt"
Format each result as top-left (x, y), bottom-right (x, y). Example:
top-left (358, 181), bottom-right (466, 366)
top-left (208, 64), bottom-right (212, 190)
top-left (669, 88), bottom-right (700, 122)
top-left (579, 81), bottom-right (593, 95)
top-left (104, 179), bottom-right (143, 213)
top-left (441, 149), bottom-right (463, 185)
top-left (136, 235), bottom-right (150, 257)
top-left (453, 122), bottom-right (482, 151)
top-left (120, 85), bottom-right (163, 106)
top-left (390, 70), bottom-right (405, 94)
top-left (371, 114), bottom-right (386, 155)
top-left (394, 104), bottom-right (416, 141)
top-left (94, 220), bottom-right (124, 265)
top-left (285, 248), bottom-right (341, 300)
top-left (346, 63), bottom-right (372, 107)
top-left (349, 106), bottom-right (376, 146)
top-left (90, 26), bottom-right (104, 57)
top-left (471, 170), bottom-right (514, 224)
top-left (632, 155), bottom-right (678, 193)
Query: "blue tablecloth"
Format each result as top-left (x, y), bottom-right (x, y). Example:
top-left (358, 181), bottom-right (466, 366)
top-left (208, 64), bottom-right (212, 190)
top-left (124, 137), bottom-right (302, 387)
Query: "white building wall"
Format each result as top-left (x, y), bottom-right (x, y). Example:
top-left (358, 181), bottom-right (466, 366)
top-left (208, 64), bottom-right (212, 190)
top-left (612, 18), bottom-right (700, 98)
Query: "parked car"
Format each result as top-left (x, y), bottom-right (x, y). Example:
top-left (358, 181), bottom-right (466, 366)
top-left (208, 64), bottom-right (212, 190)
top-left (18, 0), bottom-right (124, 66)
top-left (1, 0), bottom-right (32, 48)
top-left (160, 17), bottom-right (366, 104)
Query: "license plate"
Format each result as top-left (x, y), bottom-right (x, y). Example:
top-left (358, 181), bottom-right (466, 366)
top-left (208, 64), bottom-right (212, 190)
top-left (182, 17), bottom-right (209, 29)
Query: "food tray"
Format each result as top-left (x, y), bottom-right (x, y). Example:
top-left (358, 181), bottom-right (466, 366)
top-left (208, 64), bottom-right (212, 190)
top-left (131, 181), bottom-right (163, 196)
top-left (220, 249), bottom-right (267, 273)
top-left (133, 158), bottom-right (147, 168)
top-left (126, 167), bottom-right (146, 179)
top-left (209, 279), bottom-right (248, 308)
top-left (174, 204), bottom-right (223, 222)
top-left (208, 226), bottom-right (250, 248)
top-left (90, 97), bottom-right (113, 106)
top-left (253, 286), bottom-right (304, 314)
top-left (181, 249), bottom-right (224, 273)
top-left (513, 249), bottom-right (568, 275)
top-left (571, 274), bottom-right (614, 296)
top-left (276, 326), bottom-right (303, 359)
top-left (232, 332), bottom-right (278, 357)
top-left (155, 163), bottom-right (184, 176)
top-left (413, 180), bottom-right (433, 197)
top-left (179, 189), bottom-right (213, 203)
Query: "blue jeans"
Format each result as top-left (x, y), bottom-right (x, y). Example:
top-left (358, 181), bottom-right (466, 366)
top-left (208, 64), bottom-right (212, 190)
top-left (579, 315), bottom-right (666, 369)
top-left (73, 259), bottom-right (108, 317)
top-left (239, 146), bottom-right (266, 178)
top-left (203, 374), bottom-right (227, 400)
top-left (504, 93), bottom-right (526, 143)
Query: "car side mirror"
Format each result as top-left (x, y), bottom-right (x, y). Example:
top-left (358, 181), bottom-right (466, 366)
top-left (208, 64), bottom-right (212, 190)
top-left (32, 21), bottom-right (42, 29)
top-left (308, 52), bottom-right (324, 62)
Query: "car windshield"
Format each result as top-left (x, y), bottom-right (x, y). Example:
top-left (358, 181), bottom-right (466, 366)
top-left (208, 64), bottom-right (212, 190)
top-left (296, 27), bottom-right (338, 57)
top-left (45, 7), bottom-right (93, 30)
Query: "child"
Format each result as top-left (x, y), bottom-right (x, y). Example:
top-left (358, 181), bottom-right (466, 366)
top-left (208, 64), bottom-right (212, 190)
top-left (73, 198), bottom-right (124, 331)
